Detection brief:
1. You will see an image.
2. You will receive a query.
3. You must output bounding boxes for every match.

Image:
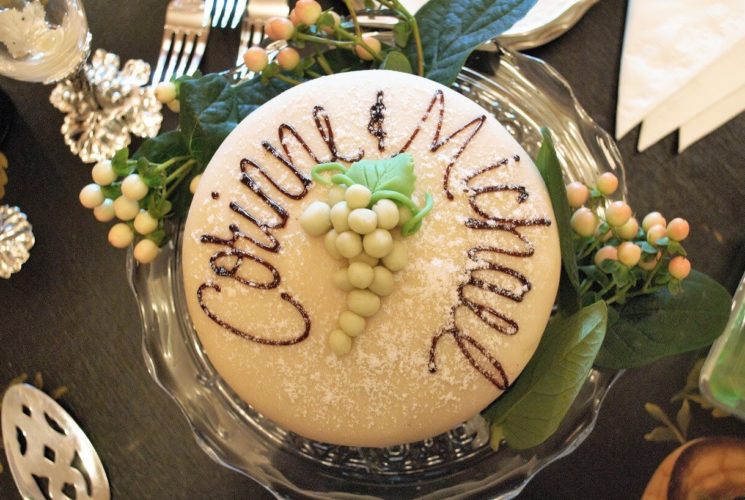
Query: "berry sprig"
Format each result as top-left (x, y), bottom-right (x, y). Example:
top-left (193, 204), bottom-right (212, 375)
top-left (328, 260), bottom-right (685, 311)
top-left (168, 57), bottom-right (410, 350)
top-left (567, 172), bottom-right (692, 306)
top-left (299, 153), bottom-right (433, 355)
top-left (78, 149), bottom-right (199, 263)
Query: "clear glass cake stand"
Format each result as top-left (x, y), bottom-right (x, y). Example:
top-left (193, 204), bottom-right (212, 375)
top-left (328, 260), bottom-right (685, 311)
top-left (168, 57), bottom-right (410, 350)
top-left (128, 48), bottom-right (625, 499)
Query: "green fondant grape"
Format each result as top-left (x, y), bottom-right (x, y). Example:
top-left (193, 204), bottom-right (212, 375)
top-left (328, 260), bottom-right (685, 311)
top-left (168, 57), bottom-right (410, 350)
top-left (328, 329), bottom-right (352, 355)
top-left (363, 229), bottom-right (393, 258)
top-left (324, 229), bottom-right (343, 259)
top-left (369, 266), bottom-right (394, 296)
top-left (397, 205), bottom-right (413, 227)
top-left (349, 253), bottom-right (379, 267)
top-left (348, 261), bottom-right (374, 289)
top-left (339, 310), bottom-right (365, 337)
top-left (373, 199), bottom-right (399, 229)
top-left (333, 268), bottom-right (354, 291)
top-left (335, 231), bottom-right (363, 258)
top-left (345, 184), bottom-right (372, 209)
top-left (382, 240), bottom-right (408, 271)
top-left (299, 201), bottom-right (331, 236)
top-left (346, 289), bottom-right (381, 317)
top-left (328, 185), bottom-right (346, 206)
top-left (348, 208), bottom-right (378, 235)
top-left (330, 201), bottom-right (351, 232)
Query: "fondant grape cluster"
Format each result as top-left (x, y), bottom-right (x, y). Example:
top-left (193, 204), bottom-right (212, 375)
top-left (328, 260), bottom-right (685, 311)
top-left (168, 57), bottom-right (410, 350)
top-left (299, 183), bottom-right (415, 356)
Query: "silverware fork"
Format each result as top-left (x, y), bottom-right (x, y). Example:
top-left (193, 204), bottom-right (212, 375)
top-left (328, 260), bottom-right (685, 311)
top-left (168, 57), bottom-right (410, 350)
top-left (151, 0), bottom-right (210, 86)
top-left (235, 0), bottom-right (290, 67)
top-left (205, 0), bottom-right (248, 29)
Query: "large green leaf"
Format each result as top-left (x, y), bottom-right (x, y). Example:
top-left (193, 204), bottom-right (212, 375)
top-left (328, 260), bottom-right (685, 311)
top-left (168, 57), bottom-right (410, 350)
top-left (407, 0), bottom-right (537, 86)
top-left (483, 300), bottom-right (607, 450)
top-left (132, 130), bottom-right (188, 163)
top-left (595, 270), bottom-right (731, 369)
top-left (535, 128), bottom-right (580, 315)
top-left (345, 153), bottom-right (416, 196)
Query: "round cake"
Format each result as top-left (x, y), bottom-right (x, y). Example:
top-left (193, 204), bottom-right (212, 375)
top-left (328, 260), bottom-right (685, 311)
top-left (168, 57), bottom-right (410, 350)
top-left (182, 70), bottom-right (560, 447)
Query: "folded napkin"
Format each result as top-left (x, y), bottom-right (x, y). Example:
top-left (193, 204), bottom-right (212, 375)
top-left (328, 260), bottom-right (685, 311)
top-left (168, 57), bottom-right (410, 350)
top-left (616, 0), bottom-right (745, 150)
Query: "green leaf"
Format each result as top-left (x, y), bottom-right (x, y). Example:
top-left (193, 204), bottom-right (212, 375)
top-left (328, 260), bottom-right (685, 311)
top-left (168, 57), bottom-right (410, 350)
top-left (133, 130), bottom-right (188, 163)
top-left (595, 270), bottom-right (731, 369)
top-left (676, 399), bottom-right (691, 436)
top-left (535, 128), bottom-right (580, 315)
top-left (640, 241), bottom-right (657, 254)
top-left (483, 301), bottom-right (607, 450)
top-left (644, 426), bottom-right (679, 443)
top-left (393, 21), bottom-right (410, 48)
top-left (345, 153), bottom-right (416, 197)
top-left (111, 148), bottom-right (132, 177)
top-left (407, 0), bottom-right (537, 86)
top-left (380, 50), bottom-right (413, 73)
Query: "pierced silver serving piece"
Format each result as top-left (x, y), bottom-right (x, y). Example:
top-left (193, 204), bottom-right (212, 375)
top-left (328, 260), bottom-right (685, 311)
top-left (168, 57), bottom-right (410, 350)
top-left (0, 205), bottom-right (34, 279)
top-left (1, 384), bottom-right (110, 500)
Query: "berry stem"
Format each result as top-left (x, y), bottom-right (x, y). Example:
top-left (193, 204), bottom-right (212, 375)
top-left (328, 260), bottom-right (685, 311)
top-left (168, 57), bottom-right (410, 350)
top-left (165, 159), bottom-right (197, 188)
top-left (156, 155), bottom-right (191, 172)
top-left (316, 53), bottom-right (335, 75)
top-left (295, 32), bottom-right (355, 48)
top-left (378, 0), bottom-right (423, 76)
top-left (334, 26), bottom-right (383, 62)
top-left (274, 74), bottom-right (303, 86)
top-left (342, 0), bottom-right (362, 37)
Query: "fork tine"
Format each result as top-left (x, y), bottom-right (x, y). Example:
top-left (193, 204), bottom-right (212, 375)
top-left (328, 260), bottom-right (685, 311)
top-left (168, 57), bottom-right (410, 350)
top-left (162, 31), bottom-right (186, 83)
top-left (220, 0), bottom-right (236, 28)
top-left (203, 0), bottom-right (215, 27)
top-left (174, 32), bottom-right (197, 79)
top-left (236, 20), bottom-right (252, 66)
top-left (250, 24), bottom-right (265, 47)
top-left (188, 31), bottom-right (209, 76)
top-left (151, 29), bottom-right (174, 86)
top-left (230, 0), bottom-right (248, 29)
top-left (211, 0), bottom-right (226, 27)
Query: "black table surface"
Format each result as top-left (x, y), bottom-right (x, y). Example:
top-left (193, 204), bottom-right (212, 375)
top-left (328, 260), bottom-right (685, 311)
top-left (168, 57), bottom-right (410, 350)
top-left (1, 1), bottom-right (744, 498)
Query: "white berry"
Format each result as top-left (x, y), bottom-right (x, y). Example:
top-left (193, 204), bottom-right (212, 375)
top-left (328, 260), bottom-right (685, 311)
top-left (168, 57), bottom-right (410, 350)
top-left (122, 174), bottom-right (149, 201)
top-left (108, 223), bottom-right (134, 248)
top-left (113, 196), bottom-right (140, 221)
top-left (93, 199), bottom-right (115, 222)
top-left (79, 183), bottom-right (104, 209)
top-left (91, 160), bottom-right (116, 186)
top-left (133, 238), bottom-right (159, 264)
top-left (134, 210), bottom-right (158, 235)
top-left (189, 174), bottom-right (202, 194)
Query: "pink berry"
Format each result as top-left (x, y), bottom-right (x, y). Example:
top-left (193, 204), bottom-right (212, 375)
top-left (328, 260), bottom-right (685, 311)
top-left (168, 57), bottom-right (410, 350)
top-left (646, 224), bottom-right (667, 245)
top-left (570, 207), bottom-right (597, 237)
top-left (265, 16), bottom-right (295, 40)
top-left (617, 242), bottom-right (642, 267)
top-left (596, 172), bottom-right (619, 195)
top-left (289, 8), bottom-right (301, 25)
top-left (594, 245), bottom-right (618, 267)
top-left (277, 47), bottom-right (301, 70)
top-left (642, 211), bottom-right (666, 231)
top-left (566, 181), bottom-right (589, 208)
top-left (667, 217), bottom-right (690, 241)
top-left (295, 0), bottom-right (322, 25)
top-left (616, 217), bottom-right (639, 240)
top-left (355, 35), bottom-right (381, 61)
top-left (321, 11), bottom-right (341, 34)
top-left (243, 46), bottom-right (268, 72)
top-left (605, 200), bottom-right (632, 227)
top-left (638, 252), bottom-right (660, 271)
top-left (668, 256), bottom-right (691, 279)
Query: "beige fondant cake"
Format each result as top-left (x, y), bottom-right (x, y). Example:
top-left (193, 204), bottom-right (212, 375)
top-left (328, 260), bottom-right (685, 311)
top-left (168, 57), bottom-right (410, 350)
top-left (182, 70), bottom-right (560, 447)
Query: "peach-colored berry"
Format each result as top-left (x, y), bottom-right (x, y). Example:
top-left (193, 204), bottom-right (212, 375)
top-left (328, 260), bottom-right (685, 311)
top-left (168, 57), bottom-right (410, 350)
top-left (605, 200), bottom-right (632, 227)
top-left (266, 16), bottom-right (295, 40)
top-left (616, 217), bottom-right (639, 240)
top-left (638, 252), bottom-right (661, 271)
top-left (289, 8), bottom-right (301, 25)
top-left (570, 207), bottom-right (597, 237)
top-left (277, 47), bottom-right (301, 70)
top-left (295, 0), bottom-right (322, 25)
top-left (667, 217), bottom-right (690, 241)
top-left (668, 256), bottom-right (691, 280)
top-left (617, 241), bottom-right (642, 267)
top-left (646, 224), bottom-right (667, 245)
top-left (243, 46), bottom-right (268, 72)
top-left (321, 11), bottom-right (341, 34)
top-left (355, 35), bottom-right (381, 61)
top-left (594, 245), bottom-right (618, 267)
top-left (642, 211), bottom-right (666, 231)
top-left (566, 181), bottom-right (589, 208)
top-left (597, 172), bottom-right (619, 195)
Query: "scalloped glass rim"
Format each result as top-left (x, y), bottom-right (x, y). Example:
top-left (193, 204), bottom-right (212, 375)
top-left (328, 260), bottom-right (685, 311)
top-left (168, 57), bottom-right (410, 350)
top-left (128, 48), bottom-right (625, 499)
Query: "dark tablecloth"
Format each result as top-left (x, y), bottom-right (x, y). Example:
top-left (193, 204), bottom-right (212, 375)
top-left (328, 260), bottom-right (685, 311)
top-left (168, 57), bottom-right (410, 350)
top-left (1, 0), bottom-right (744, 498)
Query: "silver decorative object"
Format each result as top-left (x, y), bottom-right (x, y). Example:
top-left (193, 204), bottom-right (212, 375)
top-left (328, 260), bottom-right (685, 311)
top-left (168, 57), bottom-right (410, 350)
top-left (50, 49), bottom-right (163, 163)
top-left (2, 384), bottom-right (110, 500)
top-left (0, 205), bottom-right (34, 279)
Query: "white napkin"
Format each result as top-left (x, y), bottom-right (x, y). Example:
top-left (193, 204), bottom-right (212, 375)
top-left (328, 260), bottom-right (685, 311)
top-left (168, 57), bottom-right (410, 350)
top-left (679, 83), bottom-right (745, 151)
top-left (616, 0), bottom-right (745, 148)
